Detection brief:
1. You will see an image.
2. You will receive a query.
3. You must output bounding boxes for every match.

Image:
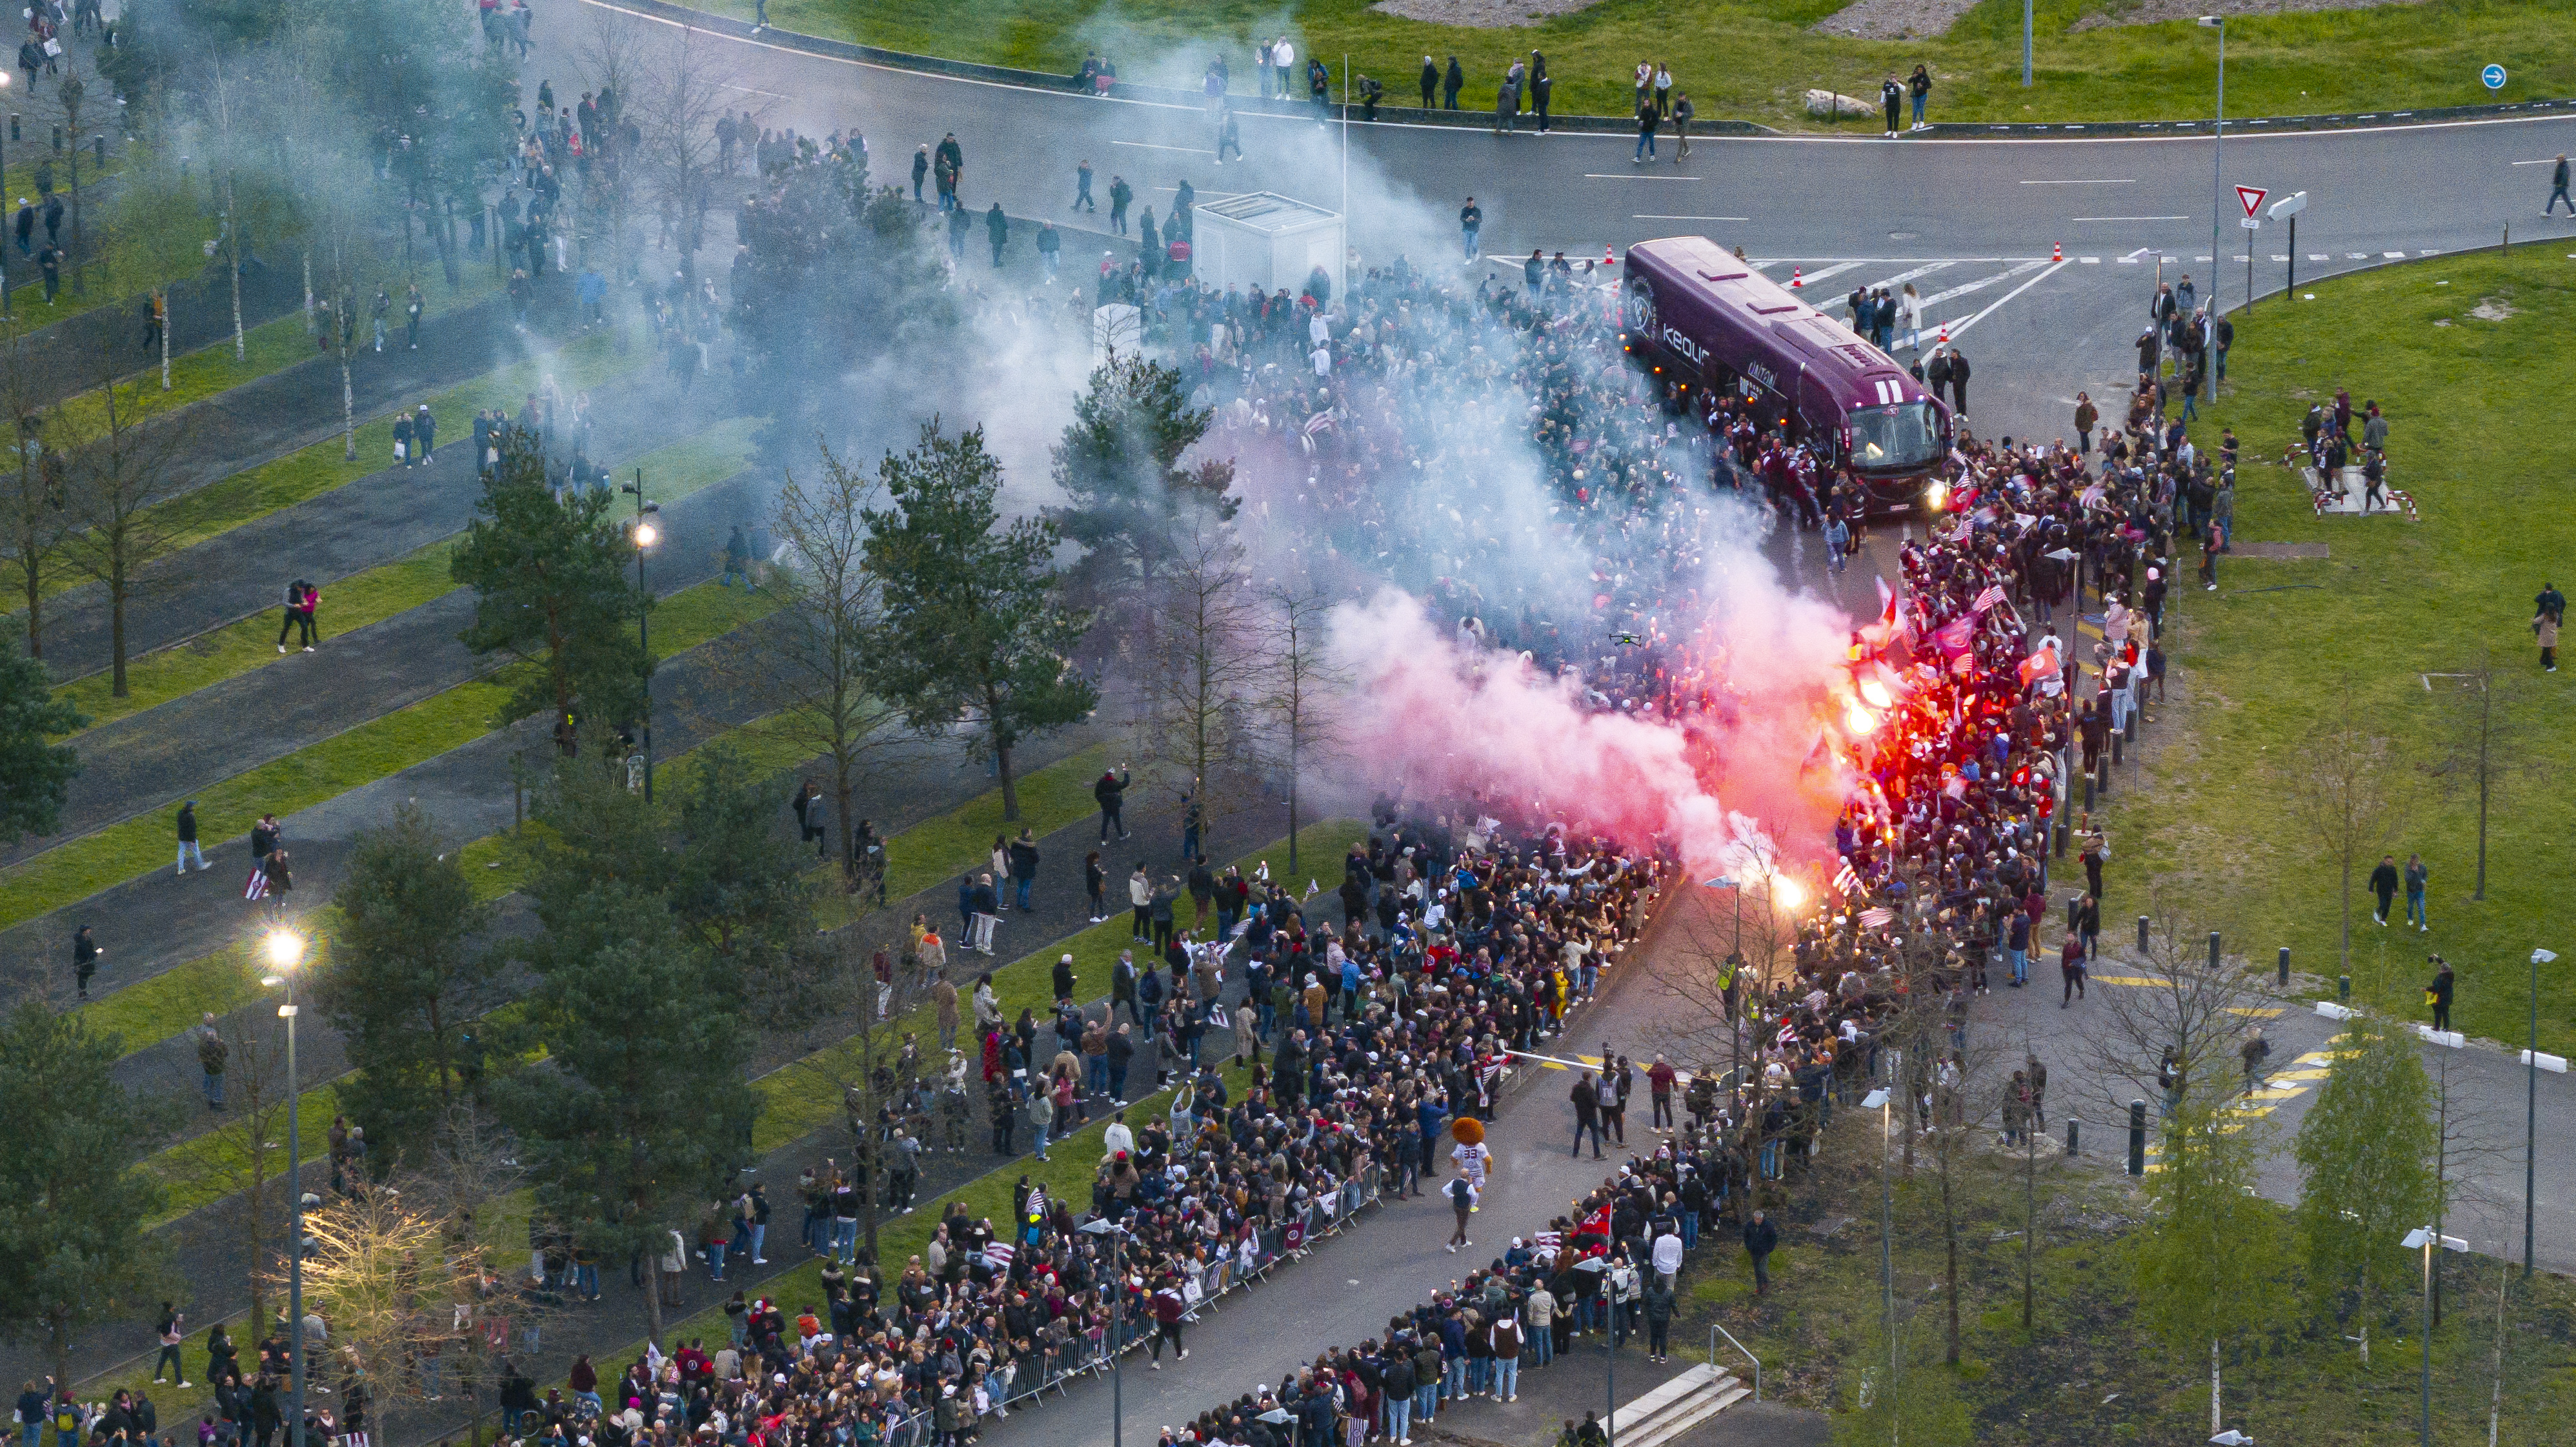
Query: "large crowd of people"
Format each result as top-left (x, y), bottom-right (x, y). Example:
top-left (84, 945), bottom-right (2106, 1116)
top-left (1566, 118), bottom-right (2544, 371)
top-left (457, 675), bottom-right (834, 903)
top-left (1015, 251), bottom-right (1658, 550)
top-left (433, 84), bottom-right (2222, 1447)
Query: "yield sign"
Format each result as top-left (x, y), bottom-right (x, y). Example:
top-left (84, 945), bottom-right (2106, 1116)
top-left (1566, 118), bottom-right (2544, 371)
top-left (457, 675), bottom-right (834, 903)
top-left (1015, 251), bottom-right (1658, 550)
top-left (2235, 185), bottom-right (2268, 218)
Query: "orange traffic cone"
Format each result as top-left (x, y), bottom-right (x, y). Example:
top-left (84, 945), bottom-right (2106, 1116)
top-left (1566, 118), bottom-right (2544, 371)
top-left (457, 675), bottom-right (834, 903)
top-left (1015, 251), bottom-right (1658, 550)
top-left (2052, 241), bottom-right (2062, 262)
top-left (1789, 267), bottom-right (1803, 289)
top-left (1937, 325), bottom-right (1949, 347)
top-left (1604, 243), bottom-right (1616, 266)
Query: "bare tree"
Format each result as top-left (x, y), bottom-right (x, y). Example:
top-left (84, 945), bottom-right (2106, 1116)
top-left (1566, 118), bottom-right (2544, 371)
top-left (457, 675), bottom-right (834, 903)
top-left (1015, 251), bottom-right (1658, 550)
top-left (205, 54), bottom-right (252, 362)
top-left (2424, 654), bottom-right (2533, 904)
top-left (1258, 581), bottom-right (1346, 874)
top-left (641, 26), bottom-right (741, 288)
top-left (0, 323), bottom-right (65, 659)
top-left (2278, 694), bottom-right (2412, 979)
top-left (2076, 903), bottom-right (2292, 1432)
top-left (57, 67), bottom-right (94, 297)
top-left (57, 367), bottom-right (199, 696)
top-left (186, 1009), bottom-right (299, 1332)
top-left (1132, 520), bottom-right (1265, 861)
top-left (780, 936), bottom-right (927, 1262)
top-left (578, 5), bottom-right (657, 292)
top-left (763, 440), bottom-right (907, 887)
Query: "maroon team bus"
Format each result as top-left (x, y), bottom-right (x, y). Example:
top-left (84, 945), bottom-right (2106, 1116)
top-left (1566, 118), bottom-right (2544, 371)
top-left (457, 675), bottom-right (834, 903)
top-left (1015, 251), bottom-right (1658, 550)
top-left (1618, 236), bottom-right (1952, 510)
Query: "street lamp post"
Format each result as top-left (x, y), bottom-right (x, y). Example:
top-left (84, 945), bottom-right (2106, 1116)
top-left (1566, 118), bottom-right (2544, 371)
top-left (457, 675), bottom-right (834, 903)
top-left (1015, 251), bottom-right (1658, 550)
top-left (1078, 1218), bottom-right (1125, 1447)
top-left (1864, 1083), bottom-right (1895, 1393)
top-left (262, 929), bottom-right (307, 1447)
top-left (2403, 1225), bottom-right (2469, 1447)
top-left (1707, 877), bottom-right (1747, 1089)
top-left (619, 474), bottom-right (659, 802)
top-left (2531, 947), bottom-right (2555, 1279)
top-left (2199, 15), bottom-right (2226, 407)
top-left (1575, 1256), bottom-right (1618, 1447)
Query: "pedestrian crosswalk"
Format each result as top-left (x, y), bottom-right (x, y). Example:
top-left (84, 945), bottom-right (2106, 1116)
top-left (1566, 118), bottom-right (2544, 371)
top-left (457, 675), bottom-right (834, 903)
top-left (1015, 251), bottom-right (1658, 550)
top-left (2141, 1035), bottom-right (2350, 1170)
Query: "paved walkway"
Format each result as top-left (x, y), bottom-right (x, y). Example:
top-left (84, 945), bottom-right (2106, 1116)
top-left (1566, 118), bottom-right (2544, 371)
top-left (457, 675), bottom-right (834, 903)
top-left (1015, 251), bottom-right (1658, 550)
top-left (10, 431), bottom-right (762, 870)
top-left (30, 287), bottom-right (607, 673)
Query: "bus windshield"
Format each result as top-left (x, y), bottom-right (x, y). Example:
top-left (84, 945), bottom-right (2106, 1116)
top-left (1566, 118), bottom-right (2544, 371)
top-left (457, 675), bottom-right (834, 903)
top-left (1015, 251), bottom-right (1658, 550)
top-left (1848, 401), bottom-right (1944, 473)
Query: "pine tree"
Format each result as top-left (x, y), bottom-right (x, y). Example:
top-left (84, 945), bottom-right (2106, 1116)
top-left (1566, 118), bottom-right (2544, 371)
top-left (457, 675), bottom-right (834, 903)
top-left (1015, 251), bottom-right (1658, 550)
top-left (667, 743), bottom-right (825, 1023)
top-left (0, 1002), bottom-right (176, 1387)
top-left (497, 868), bottom-right (756, 1344)
top-left (0, 632), bottom-right (85, 844)
top-left (322, 803), bottom-right (501, 1165)
top-left (451, 428), bottom-right (653, 732)
top-left (860, 421), bottom-right (1096, 821)
top-left (1047, 352), bottom-right (1237, 613)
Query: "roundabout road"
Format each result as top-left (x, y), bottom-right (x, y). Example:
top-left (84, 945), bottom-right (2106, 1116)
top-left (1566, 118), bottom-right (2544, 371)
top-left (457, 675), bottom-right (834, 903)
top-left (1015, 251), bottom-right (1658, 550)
top-left (555, 0), bottom-right (2576, 443)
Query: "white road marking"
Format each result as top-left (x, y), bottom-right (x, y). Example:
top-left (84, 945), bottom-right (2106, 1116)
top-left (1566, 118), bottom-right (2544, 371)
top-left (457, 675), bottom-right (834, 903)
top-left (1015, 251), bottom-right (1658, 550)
top-left (1937, 258), bottom-right (2072, 342)
top-left (1631, 214), bottom-right (1749, 221)
top-left (2348, 251), bottom-right (2369, 258)
top-left (2384, 250), bottom-right (2408, 258)
top-left (2511, 157), bottom-right (2558, 165)
top-left (2020, 177), bottom-right (2135, 185)
top-left (1917, 259), bottom-right (2049, 310)
top-left (1112, 139), bottom-right (1209, 153)
top-left (2071, 214), bottom-right (2189, 221)
top-left (1787, 260), bottom-right (1867, 286)
top-left (721, 82), bottom-right (794, 97)
top-left (1849, 260), bottom-right (1958, 290)
top-left (1583, 173), bottom-right (1702, 181)
top-left (2309, 252), bottom-right (2330, 259)
top-left (2078, 255), bottom-right (2100, 263)
top-left (2271, 254), bottom-right (2289, 261)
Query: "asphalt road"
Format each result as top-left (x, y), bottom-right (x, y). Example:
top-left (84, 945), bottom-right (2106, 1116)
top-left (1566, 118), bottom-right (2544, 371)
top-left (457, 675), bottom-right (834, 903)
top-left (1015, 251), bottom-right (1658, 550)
top-left (549, 0), bottom-right (2576, 450)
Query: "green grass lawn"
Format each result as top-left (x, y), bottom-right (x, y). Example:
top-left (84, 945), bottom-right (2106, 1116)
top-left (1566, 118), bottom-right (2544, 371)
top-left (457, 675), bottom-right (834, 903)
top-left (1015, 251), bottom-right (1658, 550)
top-left (0, 579), bottom-right (781, 931)
top-left (53, 416), bottom-right (763, 731)
top-left (702, 0), bottom-right (2576, 131)
top-left (1684, 1116), bottom-right (2575, 1444)
top-left (2113, 247), bottom-right (2576, 1054)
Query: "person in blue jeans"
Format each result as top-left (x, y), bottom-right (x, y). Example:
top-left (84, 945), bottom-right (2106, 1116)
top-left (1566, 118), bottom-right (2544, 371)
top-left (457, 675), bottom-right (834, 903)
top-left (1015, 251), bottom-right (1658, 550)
top-left (2404, 853), bottom-right (2429, 931)
top-left (1634, 102), bottom-right (1657, 162)
top-left (16, 1382), bottom-right (45, 1447)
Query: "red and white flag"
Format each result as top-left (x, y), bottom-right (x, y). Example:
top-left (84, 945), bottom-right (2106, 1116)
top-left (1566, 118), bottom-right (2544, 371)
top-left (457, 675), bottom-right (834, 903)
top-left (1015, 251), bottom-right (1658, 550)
top-left (1969, 583), bottom-right (2006, 614)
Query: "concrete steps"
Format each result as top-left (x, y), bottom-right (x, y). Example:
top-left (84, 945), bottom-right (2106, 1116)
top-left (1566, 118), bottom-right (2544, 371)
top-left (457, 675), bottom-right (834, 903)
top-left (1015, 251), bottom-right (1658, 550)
top-left (1606, 1362), bottom-right (1753, 1447)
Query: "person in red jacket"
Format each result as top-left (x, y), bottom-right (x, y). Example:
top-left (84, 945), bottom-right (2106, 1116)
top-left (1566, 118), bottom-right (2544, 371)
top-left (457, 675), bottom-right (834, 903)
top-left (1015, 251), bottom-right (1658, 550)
top-left (1148, 1277), bottom-right (1187, 1366)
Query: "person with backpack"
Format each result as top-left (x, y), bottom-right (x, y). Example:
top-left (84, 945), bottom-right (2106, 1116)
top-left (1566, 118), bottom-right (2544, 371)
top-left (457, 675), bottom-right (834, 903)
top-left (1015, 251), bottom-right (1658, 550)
top-left (72, 924), bottom-right (99, 999)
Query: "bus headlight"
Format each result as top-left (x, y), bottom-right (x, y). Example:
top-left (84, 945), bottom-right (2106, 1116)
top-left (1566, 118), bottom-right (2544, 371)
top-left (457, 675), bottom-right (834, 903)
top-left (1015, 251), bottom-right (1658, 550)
top-left (1926, 480), bottom-right (1949, 511)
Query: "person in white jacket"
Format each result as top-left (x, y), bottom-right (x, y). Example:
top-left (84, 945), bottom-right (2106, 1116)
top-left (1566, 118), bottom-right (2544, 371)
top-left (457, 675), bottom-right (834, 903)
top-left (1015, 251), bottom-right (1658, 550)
top-left (1899, 283), bottom-right (1924, 352)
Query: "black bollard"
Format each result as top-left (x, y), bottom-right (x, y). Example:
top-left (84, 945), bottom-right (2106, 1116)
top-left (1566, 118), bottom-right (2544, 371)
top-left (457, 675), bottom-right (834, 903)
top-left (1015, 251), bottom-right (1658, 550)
top-left (2208, 931), bottom-right (2221, 970)
top-left (2277, 946), bottom-right (2291, 988)
top-left (2127, 1100), bottom-right (2148, 1177)
top-left (2137, 915), bottom-right (2150, 953)
top-left (2082, 773), bottom-right (2095, 810)
top-left (2111, 731), bottom-right (2124, 766)
top-left (2339, 973), bottom-right (2351, 1002)
top-left (2066, 1118), bottom-right (2080, 1157)
top-left (2097, 754), bottom-right (2112, 798)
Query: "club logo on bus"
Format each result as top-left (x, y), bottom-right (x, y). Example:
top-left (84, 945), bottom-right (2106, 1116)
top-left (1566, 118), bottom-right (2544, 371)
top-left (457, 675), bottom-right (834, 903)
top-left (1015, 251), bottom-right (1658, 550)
top-left (1744, 360), bottom-right (1777, 392)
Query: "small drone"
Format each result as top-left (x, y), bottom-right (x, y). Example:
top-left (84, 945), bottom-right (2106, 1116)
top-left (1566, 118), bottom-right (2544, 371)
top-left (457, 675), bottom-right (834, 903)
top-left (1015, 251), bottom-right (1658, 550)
top-left (1613, 631), bottom-right (1645, 647)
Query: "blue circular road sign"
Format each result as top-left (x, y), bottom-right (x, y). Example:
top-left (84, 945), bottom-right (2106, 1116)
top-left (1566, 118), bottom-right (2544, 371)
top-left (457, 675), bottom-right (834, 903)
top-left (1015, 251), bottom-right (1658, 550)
top-left (2484, 63), bottom-right (2508, 90)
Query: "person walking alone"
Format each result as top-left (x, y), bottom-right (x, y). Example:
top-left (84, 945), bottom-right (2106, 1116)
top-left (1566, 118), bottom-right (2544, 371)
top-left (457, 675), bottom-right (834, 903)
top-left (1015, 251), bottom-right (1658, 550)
top-left (1444, 1171), bottom-right (1476, 1252)
top-left (2424, 956), bottom-right (2455, 1032)
top-left (1740, 1209), bottom-right (1778, 1295)
top-left (72, 924), bottom-right (99, 999)
top-left (175, 798), bottom-right (206, 875)
top-left (2550, 154), bottom-right (2573, 217)
top-left (1094, 764), bottom-right (1131, 841)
